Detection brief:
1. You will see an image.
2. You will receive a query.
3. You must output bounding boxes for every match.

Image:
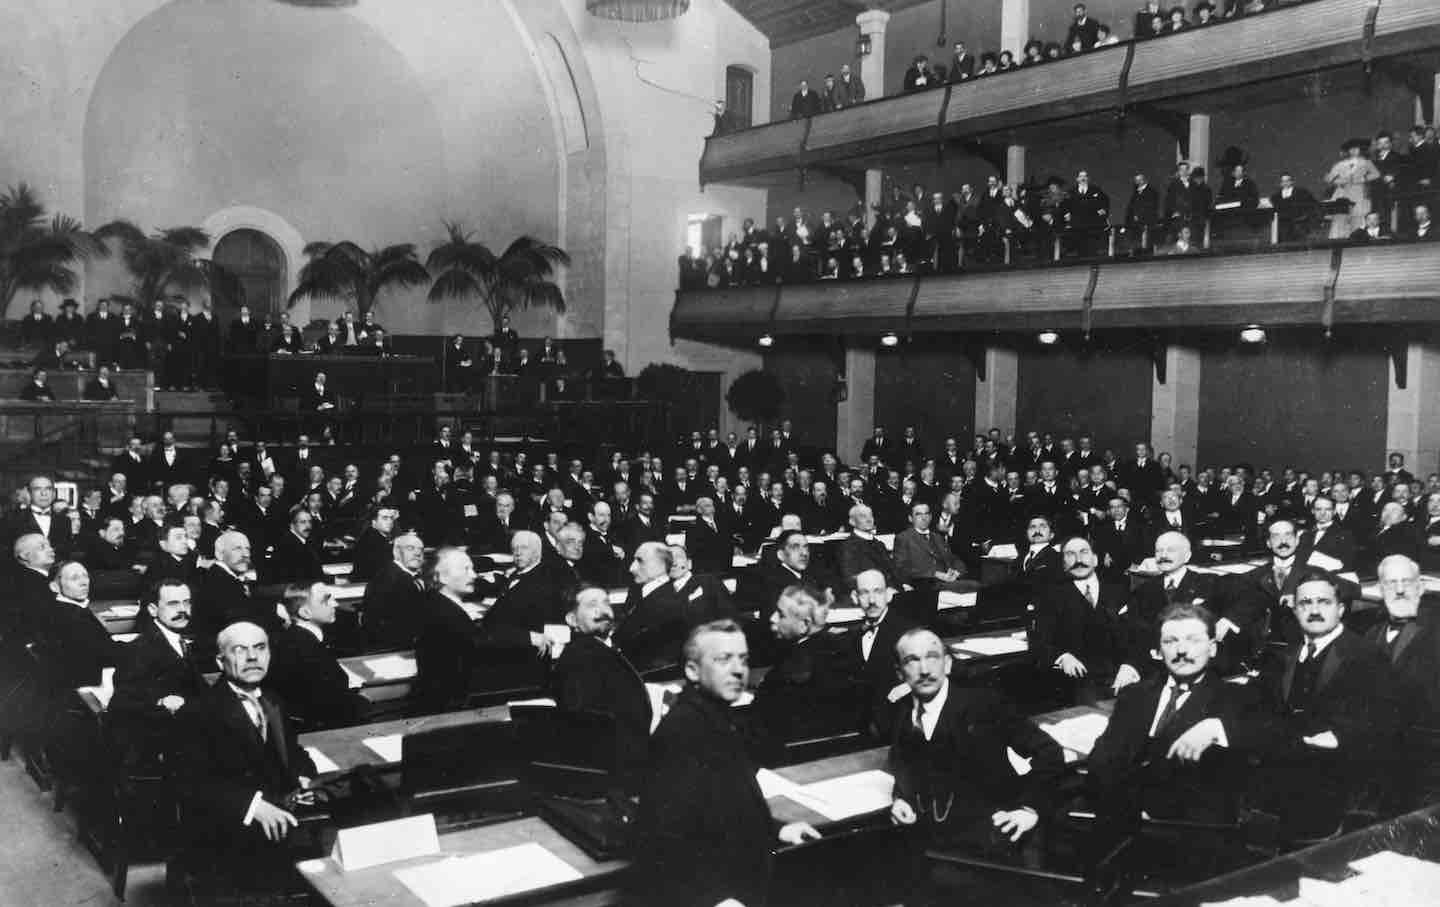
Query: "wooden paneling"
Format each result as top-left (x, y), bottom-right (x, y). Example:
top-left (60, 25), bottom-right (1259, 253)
top-left (1197, 343), bottom-right (1387, 473)
top-left (873, 344), bottom-right (977, 455)
top-left (774, 278), bottom-right (913, 333)
top-left (1017, 346), bottom-right (1153, 457)
top-left (804, 90), bottom-right (944, 155)
top-left (944, 50), bottom-right (1125, 124)
top-left (764, 341), bottom-right (838, 454)
top-left (1090, 250), bottom-right (1334, 328)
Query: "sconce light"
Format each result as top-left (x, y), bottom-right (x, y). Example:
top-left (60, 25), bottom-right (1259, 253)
top-left (1239, 325), bottom-right (1266, 344)
top-left (757, 333), bottom-right (774, 348)
top-left (880, 332), bottom-right (899, 347)
top-left (1037, 330), bottom-right (1060, 345)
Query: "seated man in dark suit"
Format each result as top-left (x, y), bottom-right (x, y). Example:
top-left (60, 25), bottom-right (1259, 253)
top-left (82, 364), bottom-right (120, 401)
top-left (1032, 537), bottom-right (1133, 706)
top-left (615, 541), bottom-right (686, 670)
top-left (1367, 555), bottom-right (1440, 814)
top-left (474, 532), bottom-right (560, 691)
top-left (111, 579), bottom-right (204, 757)
top-left (1091, 496), bottom-right (1148, 582)
top-left (194, 530), bottom-right (280, 655)
top-left (1226, 518), bottom-right (1307, 656)
top-left (633, 620), bottom-right (820, 907)
top-left (683, 495), bottom-right (732, 576)
top-left (578, 500), bottom-right (627, 587)
top-left (551, 585), bottom-right (652, 794)
top-left (665, 544), bottom-right (734, 627)
top-left (19, 366), bottom-right (56, 402)
top-left (1248, 571), bottom-right (1395, 843)
top-left (1087, 602), bottom-right (1262, 887)
top-left (1124, 531), bottom-right (1221, 688)
top-left (836, 503), bottom-right (897, 589)
top-left (360, 530), bottom-right (427, 648)
top-left (1367, 501), bottom-right (1420, 572)
top-left (36, 560), bottom-right (117, 687)
top-left (148, 521), bottom-right (199, 585)
top-left (893, 500), bottom-right (977, 594)
top-left (1298, 494), bottom-right (1358, 571)
top-left (5, 473), bottom-right (76, 561)
top-left (413, 547), bottom-right (492, 713)
top-left (264, 509), bottom-right (324, 585)
top-left (755, 584), bottom-right (865, 746)
top-left (85, 515), bottom-right (135, 572)
top-left (349, 503), bottom-right (397, 582)
top-left (848, 568), bottom-right (916, 737)
top-left (175, 620), bottom-right (318, 889)
top-left (620, 491), bottom-right (665, 555)
top-left (268, 582), bottom-right (365, 730)
top-left (7, 532), bottom-right (57, 639)
top-left (887, 628), bottom-right (1063, 870)
top-left (1147, 489), bottom-right (1198, 550)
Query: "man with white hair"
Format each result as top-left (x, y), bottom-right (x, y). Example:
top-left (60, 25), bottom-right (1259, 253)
top-left (361, 530), bottom-right (427, 648)
top-left (1124, 531), bottom-right (1219, 689)
top-left (683, 495), bottom-right (731, 576)
top-left (837, 503), bottom-right (896, 588)
top-left (615, 541), bottom-right (681, 666)
top-left (414, 547), bottom-right (491, 711)
top-left (8, 531), bottom-right (56, 637)
top-left (195, 530), bottom-right (275, 651)
top-left (476, 531), bottom-right (560, 682)
top-left (757, 584), bottom-right (864, 744)
top-left (38, 560), bottom-right (115, 686)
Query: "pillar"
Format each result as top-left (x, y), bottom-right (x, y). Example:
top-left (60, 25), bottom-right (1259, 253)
top-left (1006, 144), bottom-right (1026, 187)
top-left (836, 347), bottom-right (876, 465)
top-left (1150, 345), bottom-right (1201, 470)
top-left (1187, 113), bottom-right (1211, 177)
top-left (857, 10), bottom-right (890, 230)
top-left (1386, 342), bottom-right (1440, 476)
top-left (973, 347), bottom-right (1019, 440)
top-left (1000, 0), bottom-right (1031, 57)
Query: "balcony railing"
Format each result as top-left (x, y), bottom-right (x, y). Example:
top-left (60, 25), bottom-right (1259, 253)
top-left (701, 0), bottom-right (1440, 186)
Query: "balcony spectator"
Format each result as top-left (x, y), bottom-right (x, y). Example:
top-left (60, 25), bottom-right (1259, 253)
top-left (1044, 42), bottom-right (1065, 60)
top-left (785, 244), bottom-right (812, 284)
top-left (1161, 224), bottom-right (1201, 255)
top-left (1195, 2), bottom-right (1217, 26)
top-left (1271, 173), bottom-right (1319, 242)
top-left (1189, 165), bottom-right (1214, 226)
top-left (977, 52), bottom-right (1000, 77)
top-left (948, 42), bottom-right (975, 82)
top-left (1372, 131), bottom-right (1404, 227)
top-left (1037, 176), bottom-right (1069, 240)
top-left (997, 50), bottom-right (1018, 73)
top-left (18, 299), bottom-right (52, 348)
top-left (923, 192), bottom-right (957, 272)
top-left (709, 100), bottom-right (736, 137)
top-left (1166, 7), bottom-right (1190, 33)
top-left (1062, 169), bottom-right (1110, 257)
top-left (1350, 211), bottom-right (1391, 243)
top-left (1408, 125), bottom-right (1437, 203)
top-left (1325, 138), bottom-right (1382, 238)
top-left (1124, 172), bottom-right (1161, 254)
top-left (788, 80), bottom-right (822, 119)
top-left (820, 256), bottom-right (841, 280)
top-left (20, 368), bottom-right (55, 402)
top-left (903, 55), bottom-right (937, 92)
top-left (833, 63), bottom-right (865, 108)
top-left (1066, 4), bottom-right (1103, 50)
top-left (1135, 1), bottom-right (1164, 37)
top-left (1096, 23), bottom-right (1121, 46)
top-left (1022, 41), bottom-right (1045, 66)
top-left (1414, 203), bottom-right (1436, 241)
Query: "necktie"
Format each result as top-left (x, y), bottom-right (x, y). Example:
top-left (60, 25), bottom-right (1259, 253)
top-left (1084, 583), bottom-right (1097, 606)
top-left (1152, 682), bottom-right (1189, 736)
top-left (1302, 641), bottom-right (1318, 663)
top-left (1274, 563), bottom-right (1289, 590)
top-left (238, 690), bottom-right (268, 742)
top-left (414, 576), bottom-right (425, 592)
top-left (913, 699), bottom-right (927, 736)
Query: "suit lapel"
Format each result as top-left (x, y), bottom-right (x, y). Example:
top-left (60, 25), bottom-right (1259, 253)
top-left (1315, 639), bottom-right (1345, 694)
top-left (1281, 650), bottom-right (1299, 702)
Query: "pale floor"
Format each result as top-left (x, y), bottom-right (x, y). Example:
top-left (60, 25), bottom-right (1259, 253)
top-left (0, 756), bottom-right (166, 907)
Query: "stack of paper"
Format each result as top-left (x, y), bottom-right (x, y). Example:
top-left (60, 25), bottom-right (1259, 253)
top-left (102, 603), bottom-right (141, 619)
top-left (956, 634), bottom-right (1028, 657)
top-left (1040, 713), bottom-right (1110, 760)
top-left (341, 664), bottom-right (365, 689)
top-left (1201, 538), bottom-right (1243, 548)
top-left (732, 554), bottom-right (758, 568)
top-left (362, 734), bottom-right (404, 763)
top-left (305, 746), bottom-right (341, 775)
top-left (322, 563), bottom-right (352, 577)
top-left (986, 544), bottom-right (1019, 561)
top-left (393, 843), bottom-right (582, 907)
top-left (826, 607), bottom-right (864, 625)
top-left (362, 654), bottom-right (416, 681)
top-left (664, 533), bottom-right (685, 546)
top-left (486, 553), bottom-right (515, 566)
top-left (331, 584), bottom-right (365, 601)
top-left (937, 590), bottom-right (977, 610)
top-left (756, 769), bottom-right (894, 822)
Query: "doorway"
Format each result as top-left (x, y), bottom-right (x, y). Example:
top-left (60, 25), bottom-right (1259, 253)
top-left (211, 229), bottom-right (286, 324)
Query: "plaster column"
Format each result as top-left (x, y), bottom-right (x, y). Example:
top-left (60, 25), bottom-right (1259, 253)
top-left (836, 347), bottom-right (877, 464)
top-left (857, 9), bottom-right (890, 229)
top-left (1150, 345), bottom-right (1201, 470)
top-left (1385, 342), bottom-right (1440, 476)
top-left (1006, 144), bottom-right (1026, 187)
top-left (973, 347), bottom-right (1019, 439)
top-left (1000, 0), bottom-right (1032, 57)
top-left (1187, 113), bottom-right (1211, 177)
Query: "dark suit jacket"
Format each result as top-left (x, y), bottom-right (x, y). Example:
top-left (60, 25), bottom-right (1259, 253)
top-left (635, 685), bottom-right (774, 907)
top-left (1130, 570), bottom-right (1220, 668)
top-left (837, 533), bottom-right (896, 588)
top-left (361, 561), bottom-right (427, 648)
top-left (684, 518), bottom-right (731, 576)
top-left (145, 448), bottom-right (191, 490)
top-left (193, 564), bottom-right (276, 652)
top-left (481, 567), bottom-right (563, 649)
top-left (1367, 614), bottom-right (1440, 735)
top-left (349, 528), bottom-right (392, 582)
top-left (620, 514), bottom-right (664, 555)
top-left (264, 531), bottom-right (323, 585)
top-left (176, 681), bottom-right (315, 851)
top-left (268, 625), bottom-right (363, 730)
top-left (1016, 544), bottom-right (1065, 588)
top-left (36, 599), bottom-right (117, 687)
top-left (615, 581), bottom-right (687, 669)
top-left (1367, 522), bottom-right (1421, 572)
top-left (1212, 491), bottom-right (1260, 537)
top-left (111, 622), bottom-right (205, 718)
top-left (1297, 524), bottom-right (1358, 571)
top-left (1032, 580), bottom-right (1131, 680)
top-left (1252, 630), bottom-right (1395, 755)
top-left (4, 507), bottom-right (76, 560)
top-left (670, 573), bottom-right (735, 627)
top-left (850, 608), bottom-right (917, 735)
top-left (890, 683), bottom-right (1065, 836)
top-left (1088, 670), bottom-right (1258, 831)
top-left (1090, 519), bottom-right (1149, 577)
top-left (414, 591), bottom-right (487, 712)
top-left (551, 633), bottom-right (652, 787)
top-left (148, 551), bottom-right (199, 586)
top-left (755, 631), bottom-right (865, 743)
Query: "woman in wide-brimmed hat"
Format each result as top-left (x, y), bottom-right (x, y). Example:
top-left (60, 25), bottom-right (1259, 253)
top-left (1325, 137), bottom-right (1382, 238)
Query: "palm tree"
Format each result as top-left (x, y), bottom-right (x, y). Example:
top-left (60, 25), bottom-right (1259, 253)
top-left (0, 183), bottom-right (107, 312)
top-left (93, 221), bottom-right (244, 308)
top-left (288, 241), bottom-right (431, 319)
top-left (425, 223), bottom-right (569, 330)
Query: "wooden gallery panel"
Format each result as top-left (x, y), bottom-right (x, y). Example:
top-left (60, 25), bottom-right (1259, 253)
top-left (1197, 344), bottom-right (1387, 473)
top-left (763, 342), bottom-right (839, 453)
top-left (1016, 347), bottom-right (1154, 454)
top-left (873, 346), bottom-right (978, 453)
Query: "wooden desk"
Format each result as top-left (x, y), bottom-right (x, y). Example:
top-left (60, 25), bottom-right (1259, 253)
top-left (766, 746), bottom-right (890, 829)
top-left (300, 704), bottom-right (512, 776)
top-left (341, 651), bottom-right (417, 703)
top-left (92, 599), bottom-right (141, 636)
top-left (298, 815), bottom-right (627, 907)
top-left (1031, 701), bottom-right (1115, 764)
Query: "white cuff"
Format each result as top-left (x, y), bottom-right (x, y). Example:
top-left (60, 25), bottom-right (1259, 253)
top-left (242, 791), bottom-right (264, 826)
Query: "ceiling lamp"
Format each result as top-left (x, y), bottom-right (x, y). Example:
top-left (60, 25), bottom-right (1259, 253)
top-left (1239, 324), bottom-right (1266, 344)
top-left (587, 0), bottom-right (690, 22)
top-left (1037, 330), bottom-right (1059, 345)
top-left (880, 332), bottom-right (899, 347)
top-left (757, 334), bottom-right (774, 348)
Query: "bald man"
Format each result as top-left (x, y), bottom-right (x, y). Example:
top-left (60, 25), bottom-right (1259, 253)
top-left (848, 568), bottom-right (916, 735)
top-left (194, 530), bottom-right (276, 653)
top-left (474, 532), bottom-right (561, 690)
top-left (837, 503), bottom-right (897, 588)
top-left (1125, 531), bottom-right (1220, 686)
top-left (39, 561), bottom-right (116, 687)
top-left (1367, 555), bottom-right (1440, 814)
top-left (175, 620), bottom-right (316, 889)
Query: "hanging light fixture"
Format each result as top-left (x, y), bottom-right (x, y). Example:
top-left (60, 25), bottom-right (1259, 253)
top-left (757, 334), bottom-right (774, 348)
top-left (1037, 330), bottom-right (1060, 345)
top-left (880, 332), bottom-right (900, 347)
top-left (587, 0), bottom-right (690, 22)
top-left (1239, 324), bottom-right (1267, 344)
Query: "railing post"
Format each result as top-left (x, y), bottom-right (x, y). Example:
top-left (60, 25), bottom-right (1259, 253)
top-left (1203, 218), bottom-right (1212, 250)
top-left (1107, 228), bottom-right (1116, 258)
top-left (1270, 210), bottom-right (1279, 246)
top-left (1053, 234), bottom-right (1062, 262)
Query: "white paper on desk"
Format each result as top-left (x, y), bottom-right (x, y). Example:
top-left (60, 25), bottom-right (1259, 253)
top-left (1198, 896), bottom-right (1283, 906)
top-left (826, 607), bottom-right (864, 625)
top-left (1201, 538), bottom-right (1243, 548)
top-left (1362, 583), bottom-right (1383, 600)
top-left (362, 654), bottom-right (416, 680)
top-left (937, 591), bottom-right (977, 611)
top-left (305, 746), bottom-right (341, 775)
top-left (333, 814), bottom-right (439, 872)
top-left (103, 604), bottom-right (141, 618)
top-left (986, 544), bottom-right (1019, 560)
top-left (1306, 551), bottom-right (1345, 572)
top-left (508, 697), bottom-right (557, 709)
top-left (1134, 557), bottom-right (1160, 574)
top-left (732, 554), bottom-right (757, 568)
top-left (792, 770), bottom-right (895, 821)
top-left (332, 584), bottom-right (365, 601)
top-left (723, 577), bottom-right (737, 593)
top-left (1040, 713), bottom-right (1110, 760)
top-left (322, 563), bottom-right (351, 576)
top-left (485, 553), bottom-right (515, 565)
top-left (756, 767), bottom-right (803, 800)
top-left (393, 842), bottom-right (582, 907)
top-left (79, 683), bottom-right (114, 709)
top-left (876, 533), bottom-right (895, 551)
top-left (664, 533), bottom-right (685, 546)
top-left (362, 734), bottom-right (404, 763)
top-left (1209, 562), bottom-right (1260, 575)
top-left (542, 624), bottom-right (571, 648)
top-left (955, 635), bottom-right (1029, 656)
top-left (341, 664), bottom-right (365, 689)
top-left (670, 514), bottom-right (696, 523)
top-left (646, 682), bottom-right (683, 733)
top-left (1338, 571), bottom-right (1359, 584)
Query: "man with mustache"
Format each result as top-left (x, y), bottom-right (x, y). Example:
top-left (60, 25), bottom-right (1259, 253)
top-left (1227, 519), bottom-right (1307, 657)
top-left (1086, 603), bottom-right (1261, 892)
top-left (888, 628), bottom-right (1063, 874)
top-left (1032, 537), bottom-right (1133, 705)
top-left (1247, 571), bottom-right (1394, 844)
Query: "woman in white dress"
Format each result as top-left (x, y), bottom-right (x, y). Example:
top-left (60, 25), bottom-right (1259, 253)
top-left (1325, 138), bottom-right (1381, 238)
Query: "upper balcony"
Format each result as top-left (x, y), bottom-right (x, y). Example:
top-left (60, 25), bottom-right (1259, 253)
top-left (701, 0), bottom-right (1440, 187)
